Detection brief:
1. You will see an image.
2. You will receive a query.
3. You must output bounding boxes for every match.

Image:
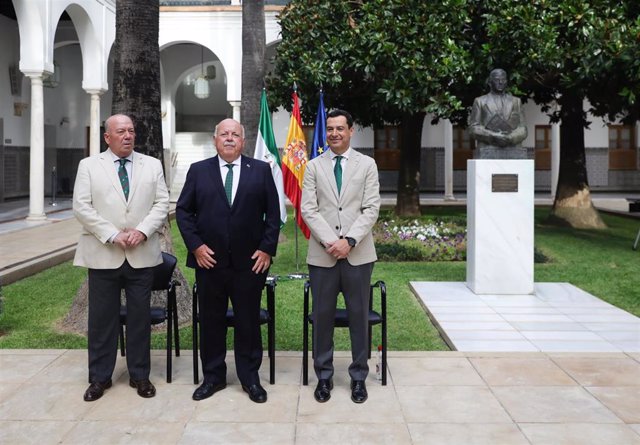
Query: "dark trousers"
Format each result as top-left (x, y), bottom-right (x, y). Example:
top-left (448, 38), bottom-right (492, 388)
top-left (88, 261), bottom-right (153, 383)
top-left (196, 267), bottom-right (266, 386)
top-left (309, 260), bottom-right (373, 381)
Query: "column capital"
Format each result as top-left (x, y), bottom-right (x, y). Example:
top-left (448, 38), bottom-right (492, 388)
top-left (22, 71), bottom-right (44, 81)
top-left (85, 88), bottom-right (107, 96)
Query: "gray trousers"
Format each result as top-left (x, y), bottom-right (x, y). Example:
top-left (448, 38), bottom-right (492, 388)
top-left (309, 260), bottom-right (373, 381)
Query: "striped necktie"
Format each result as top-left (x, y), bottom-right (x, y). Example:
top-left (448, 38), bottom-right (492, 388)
top-left (118, 158), bottom-right (129, 200)
top-left (224, 164), bottom-right (234, 205)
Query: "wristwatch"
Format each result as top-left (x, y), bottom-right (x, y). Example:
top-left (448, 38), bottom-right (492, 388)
top-left (345, 236), bottom-right (356, 247)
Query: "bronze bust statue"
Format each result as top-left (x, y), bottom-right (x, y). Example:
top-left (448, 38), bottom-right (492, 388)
top-left (468, 69), bottom-right (527, 159)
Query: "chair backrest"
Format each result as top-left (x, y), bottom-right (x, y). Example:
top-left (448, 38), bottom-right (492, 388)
top-left (151, 252), bottom-right (177, 291)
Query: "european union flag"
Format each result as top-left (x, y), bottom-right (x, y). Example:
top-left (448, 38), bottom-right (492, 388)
top-left (310, 91), bottom-right (328, 159)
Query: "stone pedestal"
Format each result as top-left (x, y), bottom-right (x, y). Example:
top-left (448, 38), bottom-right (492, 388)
top-left (466, 160), bottom-right (534, 294)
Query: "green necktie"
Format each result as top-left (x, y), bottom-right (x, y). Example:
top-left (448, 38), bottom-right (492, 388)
top-left (334, 155), bottom-right (343, 194)
top-left (118, 158), bottom-right (129, 200)
top-left (224, 164), bottom-right (234, 205)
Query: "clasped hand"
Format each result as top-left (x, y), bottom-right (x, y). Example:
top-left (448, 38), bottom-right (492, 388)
top-left (193, 244), bottom-right (271, 274)
top-left (326, 238), bottom-right (351, 260)
top-left (113, 228), bottom-right (147, 249)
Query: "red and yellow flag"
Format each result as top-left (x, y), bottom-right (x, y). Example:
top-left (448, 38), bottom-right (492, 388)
top-left (282, 91), bottom-right (310, 239)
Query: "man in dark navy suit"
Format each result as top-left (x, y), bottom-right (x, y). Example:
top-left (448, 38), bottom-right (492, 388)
top-left (176, 118), bottom-right (280, 403)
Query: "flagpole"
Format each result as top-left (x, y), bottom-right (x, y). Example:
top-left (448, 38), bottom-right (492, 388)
top-left (283, 82), bottom-right (309, 280)
top-left (294, 208), bottom-right (300, 271)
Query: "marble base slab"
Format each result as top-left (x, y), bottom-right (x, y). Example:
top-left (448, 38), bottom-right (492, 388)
top-left (466, 160), bottom-right (534, 294)
top-left (410, 281), bottom-right (640, 353)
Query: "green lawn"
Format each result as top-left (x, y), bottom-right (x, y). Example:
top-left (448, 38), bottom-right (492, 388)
top-left (0, 207), bottom-right (638, 351)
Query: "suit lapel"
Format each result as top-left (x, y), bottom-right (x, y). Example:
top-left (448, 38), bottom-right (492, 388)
top-left (208, 155), bottom-right (229, 207)
top-left (504, 96), bottom-right (514, 120)
top-left (127, 152), bottom-right (143, 203)
top-left (341, 150), bottom-right (361, 198)
top-left (99, 151), bottom-right (128, 205)
top-left (233, 155), bottom-right (251, 209)
top-left (319, 152), bottom-right (340, 201)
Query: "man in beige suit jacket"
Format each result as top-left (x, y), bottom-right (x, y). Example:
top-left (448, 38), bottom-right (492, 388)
top-left (301, 109), bottom-right (380, 404)
top-left (73, 114), bottom-right (169, 402)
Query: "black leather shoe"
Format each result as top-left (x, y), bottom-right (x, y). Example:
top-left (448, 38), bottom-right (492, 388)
top-left (192, 381), bottom-right (227, 401)
top-left (83, 379), bottom-right (112, 402)
top-left (313, 379), bottom-right (333, 403)
top-left (242, 383), bottom-right (267, 403)
top-left (129, 378), bottom-right (156, 398)
top-left (350, 380), bottom-right (368, 404)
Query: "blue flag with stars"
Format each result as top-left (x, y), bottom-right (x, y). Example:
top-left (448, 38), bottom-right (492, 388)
top-left (310, 91), bottom-right (328, 159)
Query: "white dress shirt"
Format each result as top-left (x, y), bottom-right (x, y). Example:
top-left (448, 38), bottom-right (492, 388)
top-left (219, 156), bottom-right (241, 204)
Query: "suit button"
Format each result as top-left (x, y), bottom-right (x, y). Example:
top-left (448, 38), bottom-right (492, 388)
top-left (339, 207), bottom-right (342, 211)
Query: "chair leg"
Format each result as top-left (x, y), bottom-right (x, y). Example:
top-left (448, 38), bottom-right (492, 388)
top-left (268, 318), bottom-right (275, 385)
top-left (192, 321), bottom-right (199, 385)
top-left (166, 310), bottom-right (173, 384)
top-left (302, 320), bottom-right (309, 386)
top-left (381, 318), bottom-right (387, 387)
top-left (368, 324), bottom-right (373, 359)
top-left (119, 325), bottom-right (126, 357)
top-left (173, 309), bottom-right (180, 357)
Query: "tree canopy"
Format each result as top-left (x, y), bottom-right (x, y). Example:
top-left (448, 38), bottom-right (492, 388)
top-left (270, 0), bottom-right (474, 215)
top-left (269, 0), bottom-right (640, 222)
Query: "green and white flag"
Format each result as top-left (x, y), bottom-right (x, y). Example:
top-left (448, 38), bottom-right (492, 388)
top-left (255, 89), bottom-right (287, 226)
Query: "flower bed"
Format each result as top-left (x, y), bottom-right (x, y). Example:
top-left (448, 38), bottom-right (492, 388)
top-left (373, 216), bottom-right (467, 261)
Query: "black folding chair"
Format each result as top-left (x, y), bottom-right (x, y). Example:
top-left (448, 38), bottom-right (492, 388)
top-left (192, 276), bottom-right (276, 385)
top-left (119, 252), bottom-right (180, 383)
top-left (302, 280), bottom-right (387, 386)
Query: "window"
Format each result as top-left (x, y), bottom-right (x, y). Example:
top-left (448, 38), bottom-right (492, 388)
top-left (452, 126), bottom-right (472, 151)
top-left (535, 125), bottom-right (551, 150)
top-left (452, 126), bottom-right (473, 170)
top-left (534, 125), bottom-right (551, 170)
top-left (301, 125), bottom-right (315, 148)
top-left (374, 125), bottom-right (401, 170)
top-left (609, 124), bottom-right (637, 170)
top-left (375, 126), bottom-right (401, 150)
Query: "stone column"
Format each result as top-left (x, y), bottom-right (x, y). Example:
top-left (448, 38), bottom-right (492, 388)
top-left (551, 122), bottom-right (560, 198)
top-left (26, 74), bottom-right (46, 221)
top-left (229, 101), bottom-right (241, 123)
top-left (443, 119), bottom-right (455, 200)
top-left (86, 89), bottom-right (104, 156)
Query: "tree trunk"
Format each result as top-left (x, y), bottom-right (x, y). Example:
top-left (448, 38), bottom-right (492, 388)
top-left (395, 111), bottom-right (425, 216)
top-left (61, 0), bottom-right (191, 335)
top-left (111, 0), bottom-right (164, 162)
top-left (550, 91), bottom-right (606, 229)
top-left (241, 0), bottom-right (266, 156)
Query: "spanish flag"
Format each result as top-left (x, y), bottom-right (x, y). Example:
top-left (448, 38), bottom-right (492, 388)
top-left (282, 90), bottom-right (310, 239)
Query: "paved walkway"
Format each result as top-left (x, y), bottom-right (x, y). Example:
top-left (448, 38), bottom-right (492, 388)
top-left (1, 194), bottom-right (639, 443)
top-left (412, 282), bottom-right (640, 353)
top-left (1, 349), bottom-right (639, 444)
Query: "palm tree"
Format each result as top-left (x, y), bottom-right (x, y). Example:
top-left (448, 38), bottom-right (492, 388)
top-left (241, 0), bottom-right (266, 155)
top-left (63, 0), bottom-right (191, 334)
top-left (111, 0), bottom-right (163, 160)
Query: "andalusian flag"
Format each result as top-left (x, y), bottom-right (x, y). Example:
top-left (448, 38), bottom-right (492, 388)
top-left (282, 90), bottom-right (310, 239)
top-left (254, 89), bottom-right (287, 226)
top-left (310, 90), bottom-right (328, 159)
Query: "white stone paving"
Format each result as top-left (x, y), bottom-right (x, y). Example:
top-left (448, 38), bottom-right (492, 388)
top-left (411, 281), bottom-right (640, 352)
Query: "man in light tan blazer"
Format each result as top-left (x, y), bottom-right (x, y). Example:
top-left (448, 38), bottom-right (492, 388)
top-left (73, 114), bottom-right (169, 402)
top-left (301, 109), bottom-right (380, 404)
